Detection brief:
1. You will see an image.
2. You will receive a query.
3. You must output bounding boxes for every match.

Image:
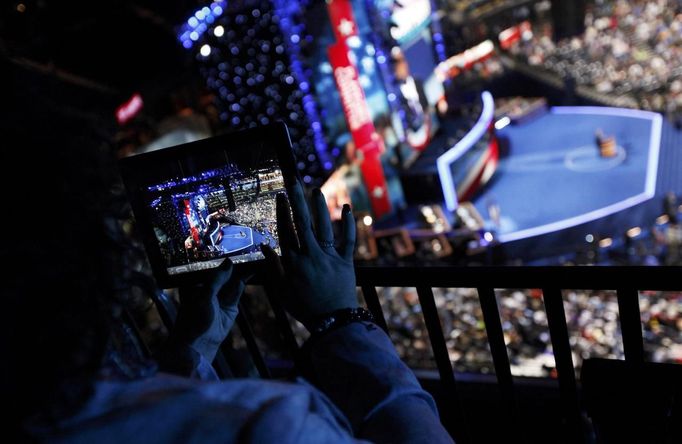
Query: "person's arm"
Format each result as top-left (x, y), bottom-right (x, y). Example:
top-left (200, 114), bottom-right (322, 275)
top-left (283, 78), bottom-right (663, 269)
top-left (307, 322), bottom-right (452, 444)
top-left (157, 259), bottom-right (248, 380)
top-left (264, 183), bottom-right (453, 443)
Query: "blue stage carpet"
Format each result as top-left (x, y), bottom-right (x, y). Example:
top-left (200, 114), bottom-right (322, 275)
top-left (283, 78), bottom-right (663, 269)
top-left (471, 107), bottom-right (676, 259)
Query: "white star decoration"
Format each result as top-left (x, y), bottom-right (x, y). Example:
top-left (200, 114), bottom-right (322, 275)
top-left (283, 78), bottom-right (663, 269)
top-left (338, 18), bottom-right (355, 37)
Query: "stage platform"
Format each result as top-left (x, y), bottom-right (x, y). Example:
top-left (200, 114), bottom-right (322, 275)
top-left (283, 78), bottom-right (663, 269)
top-left (471, 106), bottom-right (682, 260)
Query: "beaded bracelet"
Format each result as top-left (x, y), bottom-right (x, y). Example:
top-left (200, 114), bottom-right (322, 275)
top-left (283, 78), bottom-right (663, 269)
top-left (309, 307), bottom-right (376, 337)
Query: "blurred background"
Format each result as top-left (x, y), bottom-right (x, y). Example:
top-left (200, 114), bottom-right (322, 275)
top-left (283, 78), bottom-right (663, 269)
top-left (2, 0), bottom-right (680, 417)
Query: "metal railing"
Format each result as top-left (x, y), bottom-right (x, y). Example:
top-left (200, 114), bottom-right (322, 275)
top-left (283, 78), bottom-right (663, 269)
top-left (162, 265), bottom-right (681, 444)
top-left (355, 266), bottom-right (680, 443)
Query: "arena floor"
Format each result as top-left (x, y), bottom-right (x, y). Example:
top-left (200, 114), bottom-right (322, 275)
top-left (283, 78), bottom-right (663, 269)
top-left (473, 107), bottom-right (663, 245)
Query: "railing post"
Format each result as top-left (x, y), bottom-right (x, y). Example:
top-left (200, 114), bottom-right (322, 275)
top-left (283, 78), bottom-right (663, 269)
top-left (361, 285), bottom-right (389, 333)
top-left (262, 285), bottom-right (306, 374)
top-left (235, 301), bottom-right (271, 379)
top-left (415, 286), bottom-right (470, 444)
top-left (617, 288), bottom-right (644, 363)
top-left (543, 288), bottom-right (584, 444)
top-left (477, 286), bottom-right (522, 444)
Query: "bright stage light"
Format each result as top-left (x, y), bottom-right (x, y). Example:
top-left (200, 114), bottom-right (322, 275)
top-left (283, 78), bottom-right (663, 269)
top-left (495, 116), bottom-right (511, 130)
top-left (214, 25), bottom-right (224, 37)
top-left (200, 44), bottom-right (211, 57)
top-left (599, 238), bottom-right (613, 248)
top-left (626, 227), bottom-right (642, 238)
top-left (363, 215), bottom-right (373, 226)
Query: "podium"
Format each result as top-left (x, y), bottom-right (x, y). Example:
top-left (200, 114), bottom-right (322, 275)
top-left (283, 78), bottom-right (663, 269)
top-left (599, 136), bottom-right (617, 158)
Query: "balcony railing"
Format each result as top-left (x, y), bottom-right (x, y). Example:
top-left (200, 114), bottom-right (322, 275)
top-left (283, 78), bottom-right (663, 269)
top-left (150, 265), bottom-right (681, 444)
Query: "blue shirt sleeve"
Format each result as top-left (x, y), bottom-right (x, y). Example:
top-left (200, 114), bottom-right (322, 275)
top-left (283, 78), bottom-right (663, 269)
top-left (306, 321), bottom-right (454, 444)
top-left (157, 341), bottom-right (220, 381)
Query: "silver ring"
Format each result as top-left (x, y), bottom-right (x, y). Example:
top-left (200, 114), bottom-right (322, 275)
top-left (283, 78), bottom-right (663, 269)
top-left (319, 240), bottom-right (336, 249)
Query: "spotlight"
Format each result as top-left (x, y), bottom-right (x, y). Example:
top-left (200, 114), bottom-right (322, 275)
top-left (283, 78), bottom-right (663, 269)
top-left (656, 215), bottom-right (670, 225)
top-left (214, 25), bottom-right (225, 37)
top-left (599, 238), bottom-right (612, 248)
top-left (626, 227), bottom-right (641, 238)
top-left (495, 116), bottom-right (511, 130)
top-left (363, 215), bottom-right (373, 226)
top-left (200, 44), bottom-right (211, 57)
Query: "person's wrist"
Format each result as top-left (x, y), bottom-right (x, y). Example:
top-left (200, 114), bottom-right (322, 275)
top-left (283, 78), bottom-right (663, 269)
top-left (302, 300), bottom-right (360, 329)
top-left (307, 307), bottom-right (375, 337)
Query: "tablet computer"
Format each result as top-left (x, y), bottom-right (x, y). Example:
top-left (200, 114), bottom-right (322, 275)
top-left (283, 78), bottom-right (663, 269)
top-left (119, 122), bottom-right (297, 288)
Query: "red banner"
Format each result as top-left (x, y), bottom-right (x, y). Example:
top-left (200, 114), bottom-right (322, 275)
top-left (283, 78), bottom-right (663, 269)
top-left (327, 40), bottom-right (391, 217)
top-left (327, 0), bottom-right (358, 42)
top-left (326, 0), bottom-right (391, 218)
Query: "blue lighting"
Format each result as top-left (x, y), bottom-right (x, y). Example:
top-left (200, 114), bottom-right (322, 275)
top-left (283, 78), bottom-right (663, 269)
top-left (271, 0), bottom-right (331, 168)
top-left (363, 0), bottom-right (408, 142)
top-left (146, 166), bottom-right (237, 192)
top-left (178, 1), bottom-right (228, 49)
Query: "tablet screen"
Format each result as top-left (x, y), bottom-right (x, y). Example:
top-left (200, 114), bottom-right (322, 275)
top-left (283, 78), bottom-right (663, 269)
top-left (120, 124), bottom-right (293, 284)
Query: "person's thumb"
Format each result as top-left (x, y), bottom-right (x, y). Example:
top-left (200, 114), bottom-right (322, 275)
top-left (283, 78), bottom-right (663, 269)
top-left (216, 271), bottom-right (252, 310)
top-left (261, 244), bottom-right (285, 279)
top-left (208, 258), bottom-right (234, 298)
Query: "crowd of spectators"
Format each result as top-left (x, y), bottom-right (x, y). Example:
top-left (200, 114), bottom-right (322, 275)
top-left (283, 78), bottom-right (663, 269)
top-left (374, 286), bottom-right (680, 378)
top-left (507, 0), bottom-right (682, 119)
top-left (230, 192), bottom-right (682, 378)
top-left (237, 283), bottom-right (680, 379)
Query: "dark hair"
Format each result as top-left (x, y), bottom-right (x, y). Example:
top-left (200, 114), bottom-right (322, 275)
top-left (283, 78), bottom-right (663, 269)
top-left (1, 56), bottom-right (143, 438)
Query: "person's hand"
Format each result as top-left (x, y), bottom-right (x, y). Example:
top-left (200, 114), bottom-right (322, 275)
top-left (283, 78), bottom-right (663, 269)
top-left (262, 181), bottom-right (358, 329)
top-left (169, 259), bottom-right (249, 363)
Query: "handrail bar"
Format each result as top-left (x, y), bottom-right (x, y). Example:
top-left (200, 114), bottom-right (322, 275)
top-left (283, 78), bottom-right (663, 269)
top-left (355, 265), bottom-right (680, 290)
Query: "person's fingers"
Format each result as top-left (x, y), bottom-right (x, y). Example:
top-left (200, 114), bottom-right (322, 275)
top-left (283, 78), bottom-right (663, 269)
top-left (261, 244), bottom-right (286, 277)
top-left (312, 188), bottom-right (334, 248)
top-left (287, 181), bottom-right (318, 252)
top-left (216, 276), bottom-right (246, 311)
top-left (276, 192), bottom-right (299, 253)
top-left (261, 244), bottom-right (291, 308)
top-left (180, 258), bottom-right (234, 307)
top-left (208, 258), bottom-right (235, 298)
top-left (340, 204), bottom-right (356, 261)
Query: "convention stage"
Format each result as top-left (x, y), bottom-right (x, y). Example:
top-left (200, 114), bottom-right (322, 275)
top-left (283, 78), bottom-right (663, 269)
top-left (471, 106), bottom-right (682, 261)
